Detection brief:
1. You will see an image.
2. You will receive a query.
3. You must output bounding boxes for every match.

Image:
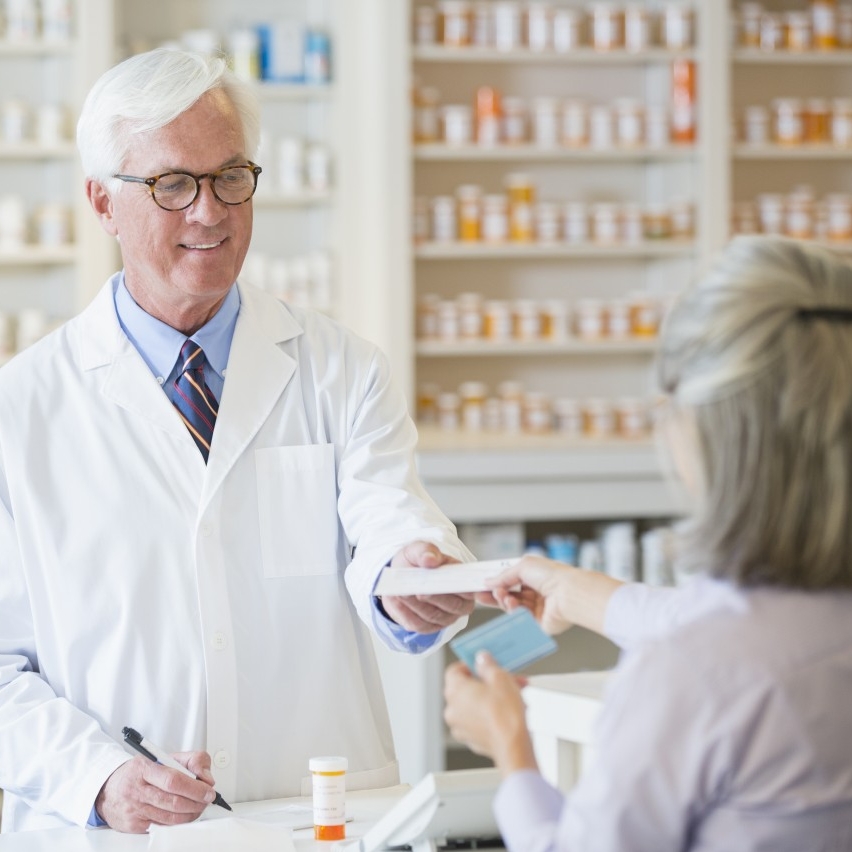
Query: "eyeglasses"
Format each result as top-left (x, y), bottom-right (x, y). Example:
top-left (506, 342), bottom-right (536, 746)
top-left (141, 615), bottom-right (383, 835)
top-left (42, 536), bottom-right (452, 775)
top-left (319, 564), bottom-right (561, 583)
top-left (113, 162), bottom-right (262, 211)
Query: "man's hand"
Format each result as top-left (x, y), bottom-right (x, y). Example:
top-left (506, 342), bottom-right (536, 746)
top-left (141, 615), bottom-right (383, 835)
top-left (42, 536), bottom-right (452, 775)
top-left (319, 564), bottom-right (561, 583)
top-left (95, 752), bottom-right (217, 833)
top-left (379, 541), bottom-right (475, 633)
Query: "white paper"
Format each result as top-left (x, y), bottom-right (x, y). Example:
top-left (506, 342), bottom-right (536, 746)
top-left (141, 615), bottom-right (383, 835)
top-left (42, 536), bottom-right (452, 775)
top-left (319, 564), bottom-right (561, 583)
top-left (374, 558), bottom-right (520, 596)
top-left (147, 817), bottom-right (297, 852)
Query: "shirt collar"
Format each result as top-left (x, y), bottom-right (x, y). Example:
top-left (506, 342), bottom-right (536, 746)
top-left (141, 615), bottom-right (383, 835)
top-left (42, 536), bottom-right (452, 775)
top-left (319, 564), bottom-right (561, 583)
top-left (113, 272), bottom-right (240, 382)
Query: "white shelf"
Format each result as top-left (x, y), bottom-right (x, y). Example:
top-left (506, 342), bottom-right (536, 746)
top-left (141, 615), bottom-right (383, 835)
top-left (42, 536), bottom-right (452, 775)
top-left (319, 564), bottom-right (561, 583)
top-left (0, 142), bottom-right (77, 159)
top-left (734, 144), bottom-right (852, 160)
top-left (414, 240), bottom-right (696, 260)
top-left (416, 337), bottom-right (658, 357)
top-left (415, 143), bottom-right (697, 162)
top-left (0, 39), bottom-right (74, 56)
top-left (415, 431), bottom-right (682, 523)
top-left (733, 48), bottom-right (852, 65)
top-left (412, 45), bottom-right (697, 64)
top-left (416, 425), bottom-right (654, 454)
top-left (252, 189), bottom-right (333, 207)
top-left (0, 245), bottom-right (77, 266)
top-left (252, 82), bottom-right (334, 101)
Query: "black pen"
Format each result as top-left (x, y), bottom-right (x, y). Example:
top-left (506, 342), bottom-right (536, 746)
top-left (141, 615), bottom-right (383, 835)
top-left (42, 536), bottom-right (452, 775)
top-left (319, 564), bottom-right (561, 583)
top-left (122, 726), bottom-right (232, 811)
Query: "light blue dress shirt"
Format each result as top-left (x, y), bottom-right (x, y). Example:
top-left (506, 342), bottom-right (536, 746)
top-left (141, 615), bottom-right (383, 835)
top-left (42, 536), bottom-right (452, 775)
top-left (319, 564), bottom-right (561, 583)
top-left (114, 273), bottom-right (236, 403)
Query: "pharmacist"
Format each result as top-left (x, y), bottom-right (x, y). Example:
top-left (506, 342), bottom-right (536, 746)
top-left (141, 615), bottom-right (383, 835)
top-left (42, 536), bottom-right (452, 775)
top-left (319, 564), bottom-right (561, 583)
top-left (0, 48), bottom-right (474, 833)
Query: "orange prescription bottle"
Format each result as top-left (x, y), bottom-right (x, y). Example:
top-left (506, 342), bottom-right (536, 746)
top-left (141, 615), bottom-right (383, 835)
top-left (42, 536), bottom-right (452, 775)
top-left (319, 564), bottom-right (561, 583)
top-left (310, 756), bottom-right (347, 841)
top-left (505, 173), bottom-right (536, 241)
top-left (812, 0), bottom-right (838, 50)
top-left (671, 59), bottom-right (696, 144)
top-left (476, 85), bottom-right (502, 147)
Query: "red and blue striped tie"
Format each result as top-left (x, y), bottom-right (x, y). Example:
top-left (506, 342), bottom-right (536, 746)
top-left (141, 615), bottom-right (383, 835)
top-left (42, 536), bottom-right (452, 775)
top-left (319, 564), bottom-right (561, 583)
top-left (173, 339), bottom-right (218, 463)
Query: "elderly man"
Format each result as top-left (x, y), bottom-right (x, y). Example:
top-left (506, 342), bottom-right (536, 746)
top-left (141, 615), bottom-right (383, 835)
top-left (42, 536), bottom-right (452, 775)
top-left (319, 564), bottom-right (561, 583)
top-left (0, 48), bottom-right (474, 833)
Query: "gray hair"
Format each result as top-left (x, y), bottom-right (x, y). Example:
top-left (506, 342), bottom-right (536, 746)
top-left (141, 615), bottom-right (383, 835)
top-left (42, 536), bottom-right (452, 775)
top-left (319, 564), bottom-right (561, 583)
top-left (76, 47), bottom-right (261, 183)
top-left (659, 235), bottom-right (852, 589)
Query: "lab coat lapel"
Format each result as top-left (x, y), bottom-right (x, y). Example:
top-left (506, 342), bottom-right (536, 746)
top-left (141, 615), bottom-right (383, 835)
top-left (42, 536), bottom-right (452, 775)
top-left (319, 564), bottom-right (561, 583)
top-left (201, 284), bottom-right (300, 508)
top-left (78, 280), bottom-right (194, 443)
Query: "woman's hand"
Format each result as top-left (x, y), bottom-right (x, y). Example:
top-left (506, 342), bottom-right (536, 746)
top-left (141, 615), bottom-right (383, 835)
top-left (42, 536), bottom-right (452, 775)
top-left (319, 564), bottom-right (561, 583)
top-left (443, 653), bottom-right (538, 777)
top-left (488, 556), bottom-right (624, 637)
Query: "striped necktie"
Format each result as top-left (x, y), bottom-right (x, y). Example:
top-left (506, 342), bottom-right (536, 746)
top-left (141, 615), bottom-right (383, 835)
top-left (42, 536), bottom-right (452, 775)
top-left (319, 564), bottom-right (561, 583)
top-left (173, 339), bottom-right (218, 463)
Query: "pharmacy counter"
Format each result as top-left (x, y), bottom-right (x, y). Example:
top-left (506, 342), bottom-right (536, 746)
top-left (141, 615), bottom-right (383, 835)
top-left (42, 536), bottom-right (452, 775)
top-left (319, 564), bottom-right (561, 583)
top-left (0, 786), bottom-right (411, 851)
top-left (524, 670), bottom-right (610, 792)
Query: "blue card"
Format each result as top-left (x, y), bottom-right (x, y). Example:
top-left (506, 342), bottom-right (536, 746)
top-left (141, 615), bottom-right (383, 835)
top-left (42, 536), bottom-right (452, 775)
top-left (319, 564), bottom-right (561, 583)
top-left (450, 608), bottom-right (557, 674)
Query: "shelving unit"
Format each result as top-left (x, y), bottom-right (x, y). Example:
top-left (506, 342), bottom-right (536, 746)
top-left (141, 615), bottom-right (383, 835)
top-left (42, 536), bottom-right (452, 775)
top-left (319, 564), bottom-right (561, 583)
top-left (398, 0), bottom-right (732, 775)
top-left (406, 0), bottom-right (723, 460)
top-left (729, 0), bottom-right (852, 249)
top-left (0, 36), bottom-right (78, 337)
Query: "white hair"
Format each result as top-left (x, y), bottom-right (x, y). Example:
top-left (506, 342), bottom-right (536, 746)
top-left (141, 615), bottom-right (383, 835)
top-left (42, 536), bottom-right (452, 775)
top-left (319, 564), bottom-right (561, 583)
top-left (659, 235), bottom-right (852, 589)
top-left (76, 47), bottom-right (261, 182)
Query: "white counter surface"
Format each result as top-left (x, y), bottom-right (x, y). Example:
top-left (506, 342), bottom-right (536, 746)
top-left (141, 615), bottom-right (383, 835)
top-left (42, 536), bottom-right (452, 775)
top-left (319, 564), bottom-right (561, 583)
top-left (0, 786), bottom-right (411, 851)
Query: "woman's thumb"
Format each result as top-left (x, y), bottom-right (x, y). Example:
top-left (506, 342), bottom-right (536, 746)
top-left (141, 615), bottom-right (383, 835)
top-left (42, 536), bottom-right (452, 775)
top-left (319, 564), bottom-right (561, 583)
top-left (475, 650), bottom-right (499, 679)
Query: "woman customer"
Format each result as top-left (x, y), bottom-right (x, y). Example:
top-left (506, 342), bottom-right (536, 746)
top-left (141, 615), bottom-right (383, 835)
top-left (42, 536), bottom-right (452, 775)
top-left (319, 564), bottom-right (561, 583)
top-left (444, 235), bottom-right (852, 851)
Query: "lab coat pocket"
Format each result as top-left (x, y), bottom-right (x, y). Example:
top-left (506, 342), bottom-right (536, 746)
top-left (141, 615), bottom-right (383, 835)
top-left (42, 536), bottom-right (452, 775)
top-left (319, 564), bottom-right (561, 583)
top-left (256, 444), bottom-right (339, 577)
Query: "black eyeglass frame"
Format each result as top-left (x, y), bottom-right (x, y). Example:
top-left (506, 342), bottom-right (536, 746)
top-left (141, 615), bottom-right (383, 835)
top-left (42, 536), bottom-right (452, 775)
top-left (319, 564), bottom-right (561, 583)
top-left (112, 162), bottom-right (263, 211)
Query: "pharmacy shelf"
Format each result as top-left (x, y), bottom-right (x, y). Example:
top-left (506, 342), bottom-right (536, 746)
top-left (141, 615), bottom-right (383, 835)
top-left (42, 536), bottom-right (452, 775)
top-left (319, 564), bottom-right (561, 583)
top-left (733, 48), bottom-right (852, 65)
top-left (414, 241), bottom-right (695, 260)
top-left (415, 338), bottom-right (658, 357)
top-left (0, 245), bottom-right (77, 266)
top-left (417, 426), bottom-right (654, 453)
top-left (733, 144), bottom-right (852, 159)
top-left (415, 144), bottom-right (697, 162)
top-left (0, 142), bottom-right (77, 159)
top-left (412, 46), bottom-right (697, 64)
top-left (252, 190), bottom-right (333, 208)
top-left (0, 40), bottom-right (75, 56)
top-left (415, 430), bottom-right (682, 523)
top-left (816, 240), bottom-right (852, 254)
top-left (253, 82), bottom-right (334, 101)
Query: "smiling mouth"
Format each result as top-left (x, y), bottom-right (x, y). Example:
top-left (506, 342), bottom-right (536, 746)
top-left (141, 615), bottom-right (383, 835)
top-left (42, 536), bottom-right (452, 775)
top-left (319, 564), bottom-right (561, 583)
top-left (181, 240), bottom-right (224, 250)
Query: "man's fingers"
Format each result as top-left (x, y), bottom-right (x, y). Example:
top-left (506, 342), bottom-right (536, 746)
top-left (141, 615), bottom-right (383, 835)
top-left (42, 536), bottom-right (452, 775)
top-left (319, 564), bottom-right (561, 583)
top-left (141, 762), bottom-right (215, 807)
top-left (392, 541), bottom-right (461, 569)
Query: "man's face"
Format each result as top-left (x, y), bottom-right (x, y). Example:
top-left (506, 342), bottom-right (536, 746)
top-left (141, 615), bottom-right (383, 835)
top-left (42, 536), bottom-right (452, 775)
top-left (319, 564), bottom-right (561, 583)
top-left (91, 89), bottom-right (254, 330)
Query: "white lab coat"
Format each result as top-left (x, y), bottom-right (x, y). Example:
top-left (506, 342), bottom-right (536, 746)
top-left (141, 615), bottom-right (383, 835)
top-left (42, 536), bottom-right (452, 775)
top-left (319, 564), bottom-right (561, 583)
top-left (0, 276), bottom-right (471, 832)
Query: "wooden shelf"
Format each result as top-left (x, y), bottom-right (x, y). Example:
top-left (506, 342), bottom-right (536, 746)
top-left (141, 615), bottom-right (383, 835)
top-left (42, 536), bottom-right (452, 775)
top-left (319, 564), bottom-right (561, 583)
top-left (412, 45), bottom-right (697, 64)
top-left (416, 425), bottom-right (654, 453)
top-left (414, 431), bottom-right (683, 523)
top-left (414, 240), bottom-right (696, 260)
top-left (416, 337), bottom-right (658, 357)
top-left (734, 144), bottom-right (852, 160)
top-left (733, 48), bottom-right (852, 65)
top-left (415, 143), bottom-right (697, 162)
top-left (0, 245), bottom-right (77, 266)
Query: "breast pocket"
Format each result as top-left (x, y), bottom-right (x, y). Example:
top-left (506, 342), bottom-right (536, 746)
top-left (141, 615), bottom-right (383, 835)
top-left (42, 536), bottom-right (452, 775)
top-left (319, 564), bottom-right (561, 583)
top-left (255, 444), bottom-right (340, 577)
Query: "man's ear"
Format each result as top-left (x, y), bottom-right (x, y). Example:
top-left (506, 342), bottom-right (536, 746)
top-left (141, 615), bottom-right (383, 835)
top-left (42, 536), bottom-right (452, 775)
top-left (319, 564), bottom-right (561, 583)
top-left (86, 178), bottom-right (118, 237)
